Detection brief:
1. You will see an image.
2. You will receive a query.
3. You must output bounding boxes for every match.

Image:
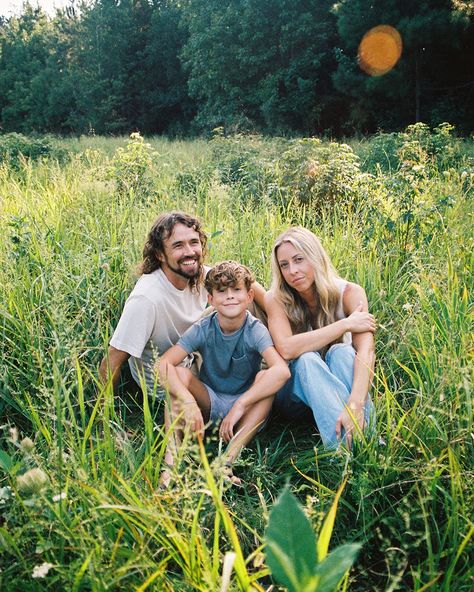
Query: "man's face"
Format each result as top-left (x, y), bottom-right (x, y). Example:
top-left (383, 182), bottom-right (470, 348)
top-left (159, 223), bottom-right (204, 286)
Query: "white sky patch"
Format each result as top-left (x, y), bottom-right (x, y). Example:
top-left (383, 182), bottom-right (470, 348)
top-left (0, 0), bottom-right (70, 18)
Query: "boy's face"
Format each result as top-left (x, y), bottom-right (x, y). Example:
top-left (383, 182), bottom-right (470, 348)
top-left (208, 280), bottom-right (253, 320)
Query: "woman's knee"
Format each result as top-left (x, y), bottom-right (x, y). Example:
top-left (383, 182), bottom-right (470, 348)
top-left (325, 344), bottom-right (355, 367)
top-left (292, 351), bottom-right (324, 373)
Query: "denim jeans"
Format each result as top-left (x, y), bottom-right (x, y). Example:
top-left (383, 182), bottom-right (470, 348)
top-left (274, 343), bottom-right (375, 449)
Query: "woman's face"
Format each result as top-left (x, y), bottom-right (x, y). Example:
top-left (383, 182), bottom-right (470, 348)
top-left (276, 241), bottom-right (315, 294)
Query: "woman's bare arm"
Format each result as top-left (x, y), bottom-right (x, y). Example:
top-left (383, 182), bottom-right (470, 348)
top-left (264, 289), bottom-right (375, 361)
top-left (335, 283), bottom-right (376, 446)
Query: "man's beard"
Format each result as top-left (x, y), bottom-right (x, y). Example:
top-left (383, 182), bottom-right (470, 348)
top-left (164, 255), bottom-right (202, 280)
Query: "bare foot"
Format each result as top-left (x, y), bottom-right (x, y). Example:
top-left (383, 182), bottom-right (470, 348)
top-left (158, 465), bottom-right (173, 489)
top-left (221, 463), bottom-right (243, 487)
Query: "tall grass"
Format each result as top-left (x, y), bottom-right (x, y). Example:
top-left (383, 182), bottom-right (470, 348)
top-left (0, 131), bottom-right (472, 591)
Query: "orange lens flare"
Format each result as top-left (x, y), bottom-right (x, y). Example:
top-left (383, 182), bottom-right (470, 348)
top-left (358, 25), bottom-right (402, 76)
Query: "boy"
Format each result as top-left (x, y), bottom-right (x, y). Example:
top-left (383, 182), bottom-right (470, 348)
top-left (158, 261), bottom-right (290, 485)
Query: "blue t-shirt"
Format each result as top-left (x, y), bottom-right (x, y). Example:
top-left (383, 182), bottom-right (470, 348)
top-left (178, 311), bottom-right (273, 396)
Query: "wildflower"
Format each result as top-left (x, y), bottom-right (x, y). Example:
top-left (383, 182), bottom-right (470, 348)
top-left (20, 437), bottom-right (35, 453)
top-left (9, 426), bottom-right (18, 443)
top-left (17, 468), bottom-right (48, 495)
top-left (52, 492), bottom-right (67, 502)
top-left (32, 562), bottom-right (54, 579)
top-left (402, 302), bottom-right (413, 311)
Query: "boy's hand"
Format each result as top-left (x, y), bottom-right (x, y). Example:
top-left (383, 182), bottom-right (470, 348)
top-left (219, 400), bottom-right (245, 443)
top-left (181, 401), bottom-right (205, 435)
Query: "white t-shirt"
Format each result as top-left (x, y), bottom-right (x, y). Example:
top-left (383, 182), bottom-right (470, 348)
top-left (110, 268), bottom-right (209, 393)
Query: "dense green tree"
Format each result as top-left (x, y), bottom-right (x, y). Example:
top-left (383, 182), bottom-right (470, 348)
top-left (182, 0), bottom-right (338, 133)
top-left (137, 0), bottom-right (194, 134)
top-left (332, 0), bottom-right (474, 133)
top-left (0, 5), bottom-right (56, 132)
top-left (0, 0), bottom-right (472, 135)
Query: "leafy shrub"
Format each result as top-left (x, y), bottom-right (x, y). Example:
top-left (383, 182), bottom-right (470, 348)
top-left (357, 132), bottom-right (403, 173)
top-left (359, 122), bottom-right (463, 174)
top-left (210, 130), bottom-right (285, 200)
top-left (276, 138), bottom-right (361, 209)
top-left (173, 162), bottom-right (215, 197)
top-left (111, 132), bottom-right (159, 197)
top-left (0, 133), bottom-right (68, 168)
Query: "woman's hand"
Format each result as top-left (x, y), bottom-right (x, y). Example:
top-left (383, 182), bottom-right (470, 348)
top-left (345, 303), bottom-right (376, 334)
top-left (181, 401), bottom-right (205, 435)
top-left (219, 400), bottom-right (245, 443)
top-left (335, 402), bottom-right (365, 449)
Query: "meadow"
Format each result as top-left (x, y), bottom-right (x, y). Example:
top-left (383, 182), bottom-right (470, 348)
top-left (0, 125), bottom-right (472, 591)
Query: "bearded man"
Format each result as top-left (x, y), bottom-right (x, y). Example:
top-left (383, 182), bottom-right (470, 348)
top-left (99, 211), bottom-right (265, 394)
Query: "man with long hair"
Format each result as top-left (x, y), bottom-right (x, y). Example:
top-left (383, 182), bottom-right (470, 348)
top-left (99, 211), bottom-right (210, 394)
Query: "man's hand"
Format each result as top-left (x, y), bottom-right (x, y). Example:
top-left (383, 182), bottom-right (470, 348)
top-left (219, 400), bottom-right (246, 443)
top-left (181, 401), bottom-right (205, 435)
top-left (335, 402), bottom-right (365, 449)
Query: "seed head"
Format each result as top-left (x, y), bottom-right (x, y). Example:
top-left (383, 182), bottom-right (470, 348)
top-left (17, 468), bottom-right (48, 495)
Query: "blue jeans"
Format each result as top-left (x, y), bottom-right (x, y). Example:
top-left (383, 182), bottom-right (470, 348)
top-left (274, 344), bottom-right (375, 449)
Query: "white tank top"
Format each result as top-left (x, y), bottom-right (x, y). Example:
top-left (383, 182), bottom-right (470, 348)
top-left (334, 278), bottom-right (352, 344)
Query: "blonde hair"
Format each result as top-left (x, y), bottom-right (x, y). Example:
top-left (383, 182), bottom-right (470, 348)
top-left (270, 227), bottom-right (343, 343)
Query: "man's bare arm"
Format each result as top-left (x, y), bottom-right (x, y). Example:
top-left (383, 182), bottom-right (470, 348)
top-left (99, 346), bottom-right (130, 393)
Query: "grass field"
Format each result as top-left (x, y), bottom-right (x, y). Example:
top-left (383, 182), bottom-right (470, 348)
top-left (0, 126), bottom-right (472, 591)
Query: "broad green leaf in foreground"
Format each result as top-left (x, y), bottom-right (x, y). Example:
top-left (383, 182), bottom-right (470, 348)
top-left (265, 486), bottom-right (318, 592)
top-left (314, 544), bottom-right (361, 592)
top-left (0, 450), bottom-right (13, 472)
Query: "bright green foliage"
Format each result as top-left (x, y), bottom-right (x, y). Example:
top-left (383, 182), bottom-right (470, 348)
top-left (277, 138), bottom-right (361, 208)
top-left (111, 131), bottom-right (159, 197)
top-left (0, 129), bottom-right (472, 590)
top-left (266, 486), bottom-right (360, 592)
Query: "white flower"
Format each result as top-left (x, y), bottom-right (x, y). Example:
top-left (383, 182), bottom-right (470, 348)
top-left (52, 492), bottom-right (67, 502)
top-left (17, 468), bottom-right (48, 495)
top-left (32, 562), bottom-right (54, 579)
top-left (20, 437), bottom-right (35, 453)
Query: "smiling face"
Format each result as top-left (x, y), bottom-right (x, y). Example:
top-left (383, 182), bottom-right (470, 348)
top-left (209, 280), bottom-right (253, 321)
top-left (276, 241), bottom-right (315, 296)
top-left (159, 223), bottom-right (203, 288)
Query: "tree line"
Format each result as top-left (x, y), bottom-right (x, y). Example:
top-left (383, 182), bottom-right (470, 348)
top-left (0, 0), bottom-right (473, 137)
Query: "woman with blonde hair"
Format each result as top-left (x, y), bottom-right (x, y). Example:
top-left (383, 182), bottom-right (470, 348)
top-left (264, 227), bottom-right (376, 448)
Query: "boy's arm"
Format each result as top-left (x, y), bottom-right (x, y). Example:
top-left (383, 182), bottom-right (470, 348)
top-left (219, 346), bottom-right (290, 442)
top-left (157, 345), bottom-right (205, 433)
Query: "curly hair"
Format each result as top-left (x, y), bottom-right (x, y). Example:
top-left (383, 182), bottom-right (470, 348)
top-left (140, 211), bottom-right (207, 288)
top-left (204, 261), bottom-right (254, 294)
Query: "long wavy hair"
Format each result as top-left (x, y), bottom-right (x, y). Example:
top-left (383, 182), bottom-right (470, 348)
top-left (270, 227), bottom-right (343, 341)
top-left (140, 211), bottom-right (208, 289)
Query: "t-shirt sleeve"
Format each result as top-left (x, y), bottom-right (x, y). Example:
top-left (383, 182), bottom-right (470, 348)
top-left (178, 321), bottom-right (204, 355)
top-left (250, 320), bottom-right (274, 354)
top-left (110, 295), bottom-right (155, 358)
